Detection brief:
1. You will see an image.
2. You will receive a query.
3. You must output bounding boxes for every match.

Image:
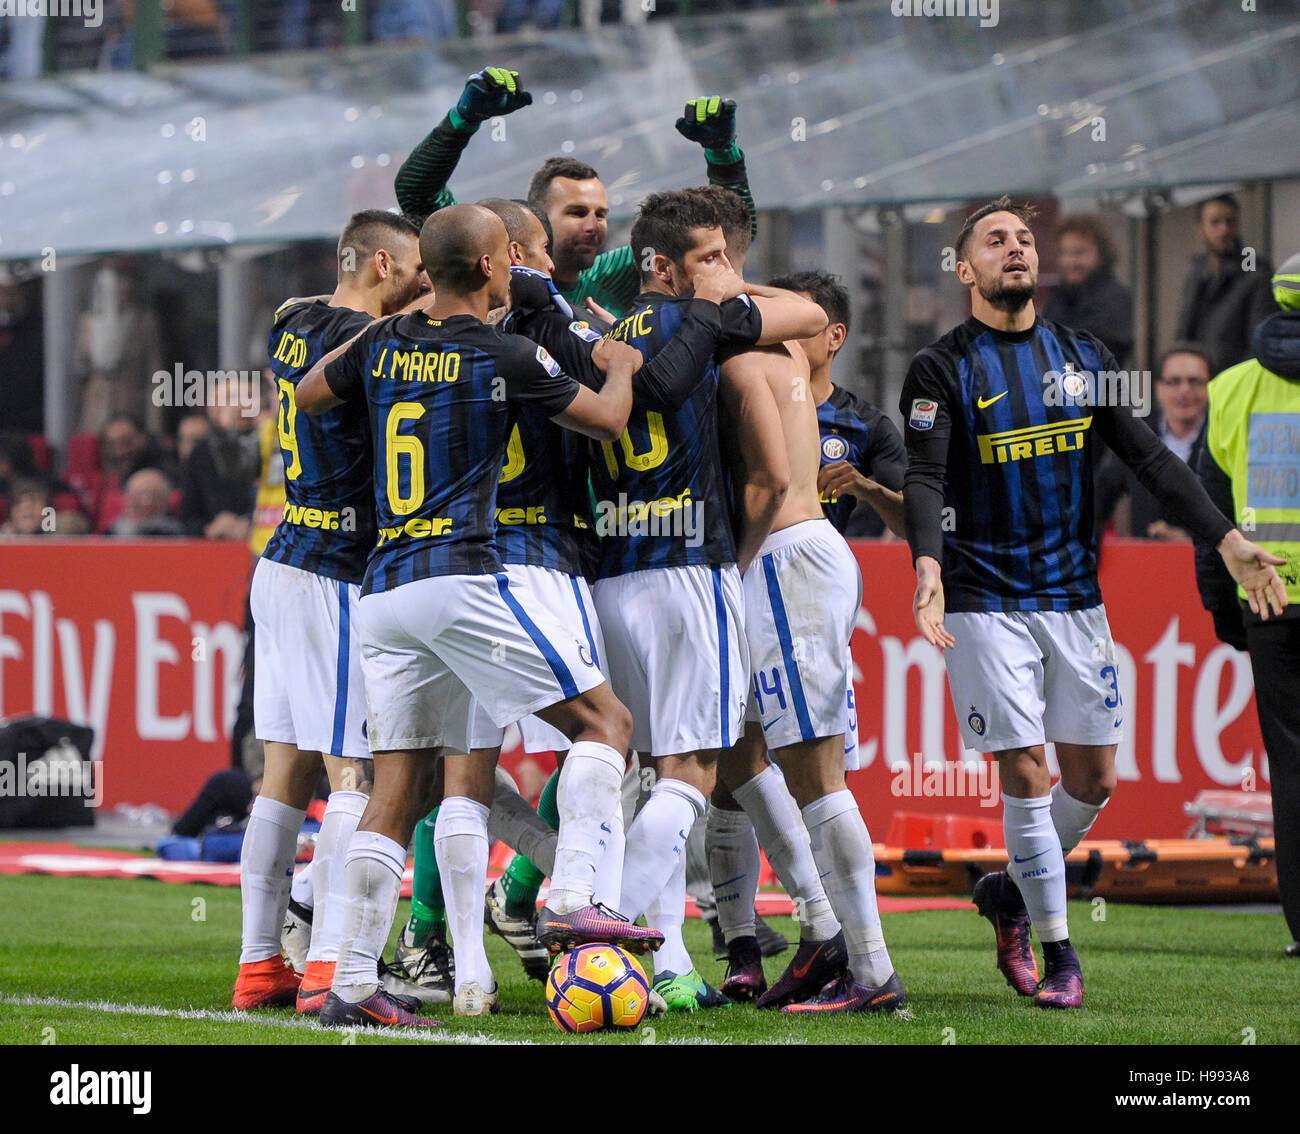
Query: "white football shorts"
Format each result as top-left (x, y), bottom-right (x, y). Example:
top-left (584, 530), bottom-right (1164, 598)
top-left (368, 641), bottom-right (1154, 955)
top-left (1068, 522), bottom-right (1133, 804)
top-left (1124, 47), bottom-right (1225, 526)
top-left (944, 604), bottom-right (1125, 752)
top-left (594, 563), bottom-right (748, 756)
top-left (464, 564), bottom-right (607, 754)
top-left (742, 519), bottom-right (861, 752)
top-left (358, 570), bottom-right (605, 753)
top-left (251, 556), bottom-right (369, 759)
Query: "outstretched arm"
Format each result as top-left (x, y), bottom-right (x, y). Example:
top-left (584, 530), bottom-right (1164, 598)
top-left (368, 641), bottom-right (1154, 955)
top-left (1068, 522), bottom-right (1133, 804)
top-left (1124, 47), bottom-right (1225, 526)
top-left (394, 67), bottom-right (532, 219)
top-left (677, 96), bottom-right (758, 242)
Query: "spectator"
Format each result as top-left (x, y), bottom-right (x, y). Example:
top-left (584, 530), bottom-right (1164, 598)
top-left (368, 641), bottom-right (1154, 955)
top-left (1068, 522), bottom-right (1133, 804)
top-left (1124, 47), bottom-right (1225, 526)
top-left (1175, 194), bottom-right (1277, 372)
top-left (101, 412), bottom-right (167, 484)
top-left (179, 381), bottom-right (256, 540)
top-left (75, 262), bottom-right (165, 436)
top-left (0, 277), bottom-right (45, 435)
top-left (1096, 343), bottom-right (1213, 540)
top-left (176, 412), bottom-right (211, 465)
top-left (1043, 213), bottom-right (1134, 367)
top-left (0, 480), bottom-right (53, 537)
top-left (0, 431), bottom-right (41, 506)
top-left (110, 468), bottom-right (183, 537)
top-left (91, 412), bottom-right (168, 532)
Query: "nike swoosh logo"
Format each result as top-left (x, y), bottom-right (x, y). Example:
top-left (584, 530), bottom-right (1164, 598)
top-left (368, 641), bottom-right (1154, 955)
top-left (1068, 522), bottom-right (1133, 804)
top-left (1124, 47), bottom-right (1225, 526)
top-left (600, 823), bottom-right (612, 833)
top-left (358, 1003), bottom-right (398, 1025)
top-left (763, 715), bottom-right (785, 731)
top-left (792, 944), bottom-right (824, 979)
top-left (714, 873), bottom-right (748, 890)
top-left (1013, 850), bottom-right (1049, 864)
top-left (678, 830), bottom-right (689, 841)
top-left (977, 391), bottom-right (1007, 409)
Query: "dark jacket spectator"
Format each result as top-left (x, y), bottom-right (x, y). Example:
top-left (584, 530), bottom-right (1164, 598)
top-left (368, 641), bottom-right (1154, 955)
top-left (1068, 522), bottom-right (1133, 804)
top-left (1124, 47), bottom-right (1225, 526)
top-left (1043, 214), bottom-right (1134, 367)
top-left (0, 280), bottom-right (45, 435)
top-left (179, 433), bottom-right (254, 539)
top-left (1175, 195), bottom-right (1277, 372)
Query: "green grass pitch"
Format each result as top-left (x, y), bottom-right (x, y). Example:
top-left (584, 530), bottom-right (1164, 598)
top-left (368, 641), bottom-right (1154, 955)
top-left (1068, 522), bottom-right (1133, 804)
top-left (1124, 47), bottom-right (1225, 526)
top-left (1, 873), bottom-right (1295, 1045)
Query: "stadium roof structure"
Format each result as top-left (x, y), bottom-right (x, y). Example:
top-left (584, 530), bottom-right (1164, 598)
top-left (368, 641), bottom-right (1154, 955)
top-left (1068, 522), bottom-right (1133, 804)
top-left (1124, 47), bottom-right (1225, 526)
top-left (1, 0), bottom-right (1298, 260)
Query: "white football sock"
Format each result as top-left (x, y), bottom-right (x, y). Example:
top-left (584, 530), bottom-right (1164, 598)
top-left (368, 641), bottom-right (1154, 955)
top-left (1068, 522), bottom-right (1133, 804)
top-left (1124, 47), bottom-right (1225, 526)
top-left (306, 790), bottom-right (367, 965)
top-left (1051, 782), bottom-right (1107, 854)
top-left (435, 796), bottom-right (494, 992)
top-left (488, 769), bottom-right (557, 876)
top-left (239, 795), bottom-right (306, 964)
top-left (733, 766), bottom-right (840, 941)
top-left (593, 802), bottom-right (625, 909)
top-left (332, 830), bottom-right (405, 1002)
top-left (290, 857), bottom-right (314, 910)
top-left (706, 806), bottom-right (759, 943)
top-left (646, 853), bottom-right (693, 976)
top-left (619, 778), bottom-right (705, 923)
top-left (802, 790), bottom-right (892, 987)
top-left (1003, 792), bottom-right (1068, 942)
top-left (548, 741), bottom-right (625, 915)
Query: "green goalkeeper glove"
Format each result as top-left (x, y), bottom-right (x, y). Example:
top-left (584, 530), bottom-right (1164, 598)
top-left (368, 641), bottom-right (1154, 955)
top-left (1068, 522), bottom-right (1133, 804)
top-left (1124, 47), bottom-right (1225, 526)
top-left (675, 96), bottom-right (737, 150)
top-left (452, 67), bottom-right (533, 127)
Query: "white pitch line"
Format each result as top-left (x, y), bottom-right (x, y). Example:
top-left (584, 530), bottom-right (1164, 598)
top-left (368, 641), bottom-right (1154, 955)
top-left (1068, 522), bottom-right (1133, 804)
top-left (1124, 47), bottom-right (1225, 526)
top-left (0, 995), bottom-right (721, 1045)
top-left (0, 994), bottom-right (527, 1045)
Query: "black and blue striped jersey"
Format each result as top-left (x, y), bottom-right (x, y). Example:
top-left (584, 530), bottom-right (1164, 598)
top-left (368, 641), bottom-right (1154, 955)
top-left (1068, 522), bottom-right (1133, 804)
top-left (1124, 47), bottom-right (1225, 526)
top-left (901, 315), bottom-right (1233, 613)
top-left (322, 312), bottom-right (580, 594)
top-left (590, 291), bottom-right (763, 578)
top-left (816, 385), bottom-right (906, 535)
top-left (261, 300), bottom-right (375, 584)
top-left (493, 267), bottom-right (609, 578)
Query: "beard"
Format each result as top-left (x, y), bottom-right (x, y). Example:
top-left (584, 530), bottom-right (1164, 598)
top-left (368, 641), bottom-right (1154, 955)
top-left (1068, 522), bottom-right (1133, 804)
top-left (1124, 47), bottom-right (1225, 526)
top-left (977, 269), bottom-right (1036, 313)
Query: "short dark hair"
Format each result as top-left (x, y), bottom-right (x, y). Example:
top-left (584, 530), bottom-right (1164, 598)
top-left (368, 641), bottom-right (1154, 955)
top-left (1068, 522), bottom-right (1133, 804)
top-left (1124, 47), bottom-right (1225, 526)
top-left (1052, 213), bottom-right (1117, 271)
top-left (629, 189), bottom-right (724, 282)
top-left (1156, 341), bottom-right (1214, 380)
top-left (696, 185), bottom-right (751, 258)
top-left (477, 198), bottom-right (542, 248)
top-left (527, 157), bottom-right (600, 207)
top-left (519, 198), bottom-right (553, 249)
top-left (1197, 194), bottom-right (1239, 222)
top-left (338, 209), bottom-right (421, 276)
top-left (955, 195), bottom-right (1039, 262)
top-left (769, 270), bottom-right (850, 334)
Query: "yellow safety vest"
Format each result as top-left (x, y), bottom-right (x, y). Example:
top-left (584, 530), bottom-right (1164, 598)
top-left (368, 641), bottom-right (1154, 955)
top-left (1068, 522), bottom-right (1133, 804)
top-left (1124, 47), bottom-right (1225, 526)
top-left (249, 417), bottom-right (287, 558)
top-left (1206, 358), bottom-right (1300, 608)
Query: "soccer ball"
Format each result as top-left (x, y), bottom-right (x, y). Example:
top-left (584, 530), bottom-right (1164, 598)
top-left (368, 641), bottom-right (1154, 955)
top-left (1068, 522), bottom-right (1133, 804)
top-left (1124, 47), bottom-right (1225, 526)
top-left (545, 944), bottom-right (650, 1034)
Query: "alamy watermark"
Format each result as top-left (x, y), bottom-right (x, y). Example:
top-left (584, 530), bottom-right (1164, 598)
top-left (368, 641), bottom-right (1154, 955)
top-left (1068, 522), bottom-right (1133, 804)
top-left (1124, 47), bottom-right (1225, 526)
top-left (593, 490), bottom-right (704, 547)
top-left (1042, 364), bottom-right (1152, 416)
top-left (0, 0), bottom-right (101, 28)
top-left (0, 749), bottom-right (102, 808)
top-left (889, 752), bottom-right (1000, 808)
top-left (891, 0), bottom-right (998, 28)
top-left (151, 366), bottom-right (262, 417)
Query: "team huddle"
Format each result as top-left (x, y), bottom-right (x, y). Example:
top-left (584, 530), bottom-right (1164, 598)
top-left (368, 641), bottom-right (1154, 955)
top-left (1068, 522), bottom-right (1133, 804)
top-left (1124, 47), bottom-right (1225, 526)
top-left (232, 68), bottom-right (1289, 1027)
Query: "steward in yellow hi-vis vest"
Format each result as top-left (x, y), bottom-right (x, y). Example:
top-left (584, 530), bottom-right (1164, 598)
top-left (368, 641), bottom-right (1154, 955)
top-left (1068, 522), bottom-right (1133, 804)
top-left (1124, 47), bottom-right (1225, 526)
top-left (1194, 250), bottom-right (1300, 957)
top-left (1196, 310), bottom-right (1300, 628)
top-left (249, 416), bottom-right (287, 558)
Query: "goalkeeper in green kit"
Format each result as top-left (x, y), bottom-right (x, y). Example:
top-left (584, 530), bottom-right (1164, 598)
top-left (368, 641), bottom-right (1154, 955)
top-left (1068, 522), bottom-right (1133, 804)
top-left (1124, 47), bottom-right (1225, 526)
top-left (393, 67), bottom-right (757, 319)
top-left (379, 69), bottom-right (761, 996)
